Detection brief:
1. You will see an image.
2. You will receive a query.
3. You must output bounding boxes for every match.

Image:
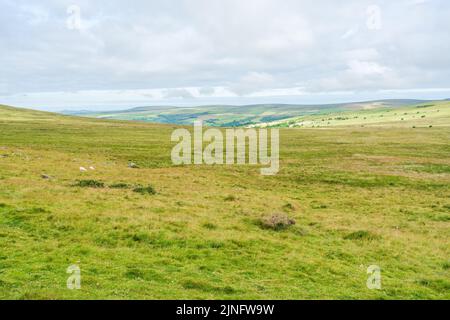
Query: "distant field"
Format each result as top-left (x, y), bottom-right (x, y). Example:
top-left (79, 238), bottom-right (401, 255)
top-left (260, 101), bottom-right (450, 129)
top-left (0, 104), bottom-right (449, 299)
top-left (71, 99), bottom-right (428, 127)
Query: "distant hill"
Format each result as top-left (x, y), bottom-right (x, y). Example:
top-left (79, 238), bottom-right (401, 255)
top-left (67, 99), bottom-right (431, 127)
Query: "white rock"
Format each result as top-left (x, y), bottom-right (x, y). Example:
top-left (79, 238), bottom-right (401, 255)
top-left (89, 166), bottom-right (95, 170)
top-left (79, 167), bottom-right (87, 172)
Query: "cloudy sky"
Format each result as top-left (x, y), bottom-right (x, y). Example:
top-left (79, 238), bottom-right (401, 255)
top-left (1, 0), bottom-right (450, 111)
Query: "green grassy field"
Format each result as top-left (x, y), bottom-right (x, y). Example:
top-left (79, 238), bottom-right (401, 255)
top-left (0, 104), bottom-right (449, 299)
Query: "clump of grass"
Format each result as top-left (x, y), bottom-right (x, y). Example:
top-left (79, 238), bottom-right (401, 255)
top-left (182, 279), bottom-right (212, 291)
top-left (311, 203), bottom-right (327, 209)
top-left (109, 183), bottom-right (131, 189)
top-left (224, 195), bottom-right (236, 201)
top-left (182, 279), bottom-right (237, 294)
top-left (412, 164), bottom-right (450, 174)
top-left (344, 230), bottom-right (379, 241)
top-left (29, 207), bottom-right (49, 214)
top-left (283, 202), bottom-right (296, 211)
top-left (432, 215), bottom-right (450, 222)
top-left (209, 241), bottom-right (225, 249)
top-left (416, 279), bottom-right (450, 291)
top-left (260, 214), bottom-right (296, 231)
top-left (202, 222), bottom-right (217, 230)
top-left (129, 232), bottom-right (152, 243)
top-left (124, 267), bottom-right (144, 280)
top-left (133, 185), bottom-right (156, 195)
top-left (73, 179), bottom-right (105, 188)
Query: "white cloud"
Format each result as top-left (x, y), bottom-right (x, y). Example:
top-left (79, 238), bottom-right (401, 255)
top-left (163, 88), bottom-right (195, 99)
top-left (347, 60), bottom-right (390, 76)
top-left (341, 27), bottom-right (359, 40)
top-left (230, 72), bottom-right (276, 96)
top-left (1, 0), bottom-right (450, 109)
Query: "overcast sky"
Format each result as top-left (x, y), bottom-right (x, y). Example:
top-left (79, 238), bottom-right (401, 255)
top-left (1, 0), bottom-right (450, 111)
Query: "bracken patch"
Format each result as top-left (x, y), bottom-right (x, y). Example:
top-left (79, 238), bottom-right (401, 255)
top-left (133, 185), bottom-right (156, 195)
top-left (73, 180), bottom-right (105, 188)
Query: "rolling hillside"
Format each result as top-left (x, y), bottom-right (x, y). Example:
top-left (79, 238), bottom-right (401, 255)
top-left (69, 99), bottom-right (430, 127)
top-left (0, 104), bottom-right (449, 299)
top-left (259, 100), bottom-right (450, 128)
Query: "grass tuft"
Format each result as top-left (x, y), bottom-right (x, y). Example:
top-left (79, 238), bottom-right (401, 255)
top-left (224, 195), bottom-right (237, 201)
top-left (282, 203), bottom-right (296, 211)
top-left (125, 267), bottom-right (145, 280)
top-left (182, 279), bottom-right (237, 294)
top-left (202, 222), bottom-right (217, 230)
top-left (344, 230), bottom-right (379, 241)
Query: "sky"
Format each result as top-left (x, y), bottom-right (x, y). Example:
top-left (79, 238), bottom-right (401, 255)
top-left (1, 0), bottom-right (450, 111)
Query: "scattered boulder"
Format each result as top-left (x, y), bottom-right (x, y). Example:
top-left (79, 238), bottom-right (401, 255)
top-left (79, 167), bottom-right (88, 172)
top-left (260, 213), bottom-right (296, 231)
top-left (41, 174), bottom-right (51, 180)
top-left (128, 162), bottom-right (139, 169)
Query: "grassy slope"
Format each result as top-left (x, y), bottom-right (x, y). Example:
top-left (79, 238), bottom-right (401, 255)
top-left (264, 101), bottom-right (450, 128)
top-left (0, 104), bottom-right (449, 300)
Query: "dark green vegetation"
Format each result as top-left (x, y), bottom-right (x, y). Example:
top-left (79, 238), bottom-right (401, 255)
top-left (133, 185), bottom-right (157, 195)
top-left (0, 103), bottom-right (449, 299)
top-left (73, 180), bottom-right (105, 188)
